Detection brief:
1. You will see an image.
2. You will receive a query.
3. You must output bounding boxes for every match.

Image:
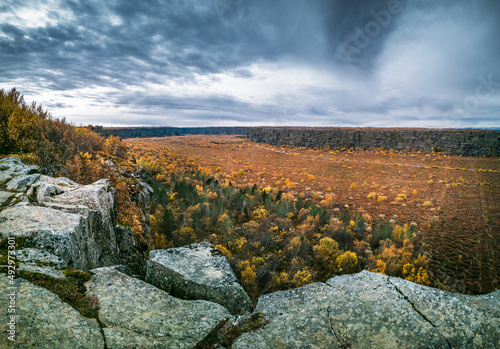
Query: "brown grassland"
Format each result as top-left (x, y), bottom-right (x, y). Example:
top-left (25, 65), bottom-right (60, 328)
top-left (127, 134), bottom-right (499, 295)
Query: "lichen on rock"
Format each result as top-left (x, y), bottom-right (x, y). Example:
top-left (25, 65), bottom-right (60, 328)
top-left (87, 266), bottom-right (231, 348)
top-left (146, 242), bottom-right (253, 315)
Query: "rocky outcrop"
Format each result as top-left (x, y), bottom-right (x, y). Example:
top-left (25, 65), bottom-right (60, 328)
top-left (233, 271), bottom-right (500, 348)
top-left (0, 157), bottom-right (119, 270)
top-left (146, 242), bottom-right (253, 315)
top-left (0, 274), bottom-right (104, 348)
top-left (248, 127), bottom-right (500, 157)
top-left (87, 266), bottom-right (230, 348)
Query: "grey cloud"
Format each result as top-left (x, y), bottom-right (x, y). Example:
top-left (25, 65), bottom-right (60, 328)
top-left (0, 0), bottom-right (499, 128)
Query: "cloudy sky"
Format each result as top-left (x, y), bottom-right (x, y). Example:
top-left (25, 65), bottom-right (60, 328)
top-left (1, 0), bottom-right (499, 128)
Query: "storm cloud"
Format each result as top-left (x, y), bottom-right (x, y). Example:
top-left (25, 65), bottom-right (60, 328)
top-left (1, 0), bottom-right (499, 127)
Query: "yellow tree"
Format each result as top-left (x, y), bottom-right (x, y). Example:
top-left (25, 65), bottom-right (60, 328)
top-left (313, 237), bottom-right (341, 278)
top-left (336, 251), bottom-right (358, 274)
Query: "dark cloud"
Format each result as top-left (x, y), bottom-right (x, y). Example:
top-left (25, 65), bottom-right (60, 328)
top-left (0, 0), bottom-right (499, 127)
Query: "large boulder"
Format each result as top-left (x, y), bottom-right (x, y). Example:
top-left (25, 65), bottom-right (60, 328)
top-left (0, 158), bottom-right (120, 270)
top-left (87, 266), bottom-right (230, 348)
top-left (233, 271), bottom-right (500, 348)
top-left (0, 274), bottom-right (104, 349)
top-left (0, 204), bottom-right (94, 269)
top-left (146, 242), bottom-right (253, 315)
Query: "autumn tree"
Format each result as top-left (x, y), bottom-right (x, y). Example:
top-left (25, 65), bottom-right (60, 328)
top-left (336, 251), bottom-right (358, 274)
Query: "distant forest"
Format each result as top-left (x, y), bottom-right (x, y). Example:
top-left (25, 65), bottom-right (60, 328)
top-left (92, 126), bottom-right (247, 139)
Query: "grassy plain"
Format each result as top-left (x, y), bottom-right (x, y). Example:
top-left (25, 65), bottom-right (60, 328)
top-left (128, 135), bottom-right (499, 294)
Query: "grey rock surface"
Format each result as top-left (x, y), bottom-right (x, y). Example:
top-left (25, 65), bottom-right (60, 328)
top-left (0, 190), bottom-right (14, 205)
top-left (6, 173), bottom-right (40, 191)
top-left (326, 271), bottom-right (448, 348)
top-left (0, 158), bottom-right (120, 270)
top-left (232, 282), bottom-right (341, 349)
top-left (389, 276), bottom-right (500, 348)
top-left (0, 157), bottom-right (39, 183)
top-left (233, 271), bottom-right (499, 349)
top-left (146, 242), bottom-right (253, 314)
top-left (15, 248), bottom-right (68, 279)
top-left (87, 266), bottom-right (230, 348)
top-left (0, 274), bottom-right (104, 349)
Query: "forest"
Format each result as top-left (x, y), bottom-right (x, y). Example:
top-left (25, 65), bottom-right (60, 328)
top-left (129, 139), bottom-right (431, 302)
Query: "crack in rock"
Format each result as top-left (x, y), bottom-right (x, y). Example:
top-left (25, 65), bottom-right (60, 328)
top-left (96, 317), bottom-right (108, 349)
top-left (387, 277), bottom-right (452, 349)
top-left (324, 284), bottom-right (348, 349)
top-left (327, 303), bottom-right (349, 349)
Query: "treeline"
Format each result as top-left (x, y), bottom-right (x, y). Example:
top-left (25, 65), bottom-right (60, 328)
top-left (92, 126), bottom-right (248, 139)
top-left (137, 152), bottom-right (430, 302)
top-left (0, 88), bottom-right (110, 173)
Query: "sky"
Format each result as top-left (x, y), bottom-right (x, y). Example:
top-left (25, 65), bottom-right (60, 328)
top-left (1, 0), bottom-right (499, 128)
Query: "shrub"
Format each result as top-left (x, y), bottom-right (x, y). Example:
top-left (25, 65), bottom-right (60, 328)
top-left (336, 251), bottom-right (358, 274)
top-left (377, 195), bottom-right (388, 202)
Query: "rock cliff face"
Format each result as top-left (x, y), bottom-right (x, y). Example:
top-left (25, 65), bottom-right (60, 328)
top-left (0, 157), bottom-right (498, 348)
top-left (248, 127), bottom-right (500, 157)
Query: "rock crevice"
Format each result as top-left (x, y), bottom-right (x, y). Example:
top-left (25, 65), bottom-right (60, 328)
top-left (388, 277), bottom-right (452, 349)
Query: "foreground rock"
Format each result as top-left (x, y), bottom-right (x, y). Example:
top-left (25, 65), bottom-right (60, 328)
top-left (232, 282), bottom-right (340, 348)
top-left (87, 266), bottom-right (230, 348)
top-left (0, 157), bottom-right (120, 270)
top-left (0, 274), bottom-right (104, 349)
top-left (326, 272), bottom-right (448, 348)
top-left (233, 271), bottom-right (500, 348)
top-left (146, 242), bottom-right (253, 315)
top-left (389, 276), bottom-right (500, 348)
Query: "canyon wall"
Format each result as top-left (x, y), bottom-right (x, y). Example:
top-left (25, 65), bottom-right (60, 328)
top-left (248, 127), bottom-right (500, 157)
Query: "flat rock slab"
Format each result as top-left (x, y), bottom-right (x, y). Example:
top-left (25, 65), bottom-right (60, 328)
top-left (234, 271), bottom-right (499, 348)
top-left (0, 274), bottom-right (104, 348)
top-left (326, 271), bottom-right (449, 348)
top-left (87, 266), bottom-right (230, 349)
top-left (146, 242), bottom-right (253, 315)
top-left (233, 282), bottom-right (342, 349)
top-left (389, 277), bottom-right (500, 348)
